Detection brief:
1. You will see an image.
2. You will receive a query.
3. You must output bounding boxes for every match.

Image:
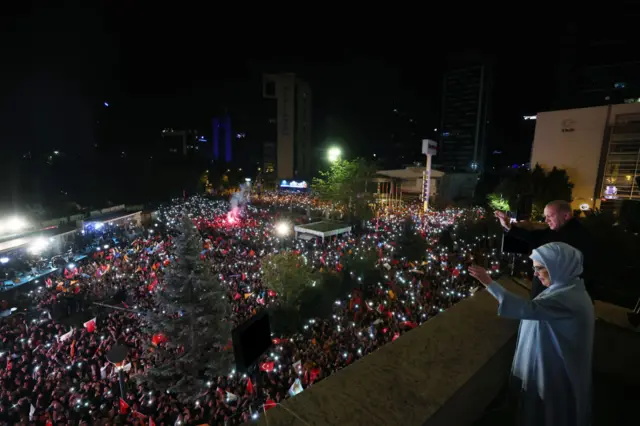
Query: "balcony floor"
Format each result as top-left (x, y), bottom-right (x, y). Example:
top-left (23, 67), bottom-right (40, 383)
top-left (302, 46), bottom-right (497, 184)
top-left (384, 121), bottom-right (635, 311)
top-left (474, 370), bottom-right (640, 426)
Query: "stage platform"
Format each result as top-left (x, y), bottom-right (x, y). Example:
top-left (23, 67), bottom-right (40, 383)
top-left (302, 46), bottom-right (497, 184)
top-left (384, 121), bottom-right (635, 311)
top-left (1, 254), bottom-right (88, 292)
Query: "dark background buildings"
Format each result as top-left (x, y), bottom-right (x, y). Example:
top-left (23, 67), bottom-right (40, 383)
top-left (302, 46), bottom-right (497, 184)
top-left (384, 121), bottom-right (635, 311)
top-left (1, 4), bottom-right (640, 213)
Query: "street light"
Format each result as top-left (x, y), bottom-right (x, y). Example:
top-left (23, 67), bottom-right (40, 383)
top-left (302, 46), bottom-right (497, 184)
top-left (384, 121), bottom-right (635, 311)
top-left (327, 147), bottom-right (342, 163)
top-left (275, 222), bottom-right (290, 237)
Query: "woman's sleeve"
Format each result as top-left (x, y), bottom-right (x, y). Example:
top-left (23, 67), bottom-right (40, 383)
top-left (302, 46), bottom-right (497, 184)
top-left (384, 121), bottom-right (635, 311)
top-left (486, 282), bottom-right (573, 321)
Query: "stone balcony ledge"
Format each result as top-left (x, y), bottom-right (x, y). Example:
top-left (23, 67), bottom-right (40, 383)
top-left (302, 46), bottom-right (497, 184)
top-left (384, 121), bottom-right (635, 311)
top-left (256, 279), bottom-right (528, 426)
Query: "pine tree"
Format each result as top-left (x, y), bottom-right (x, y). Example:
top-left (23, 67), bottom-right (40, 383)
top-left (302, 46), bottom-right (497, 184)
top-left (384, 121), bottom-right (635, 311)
top-left (139, 216), bottom-right (233, 400)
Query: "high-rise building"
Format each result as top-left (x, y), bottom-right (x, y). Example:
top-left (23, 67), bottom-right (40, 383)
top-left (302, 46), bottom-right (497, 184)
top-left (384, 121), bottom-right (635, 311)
top-left (551, 24), bottom-right (640, 109)
top-left (438, 56), bottom-right (493, 173)
top-left (160, 129), bottom-right (202, 157)
top-left (262, 73), bottom-right (312, 180)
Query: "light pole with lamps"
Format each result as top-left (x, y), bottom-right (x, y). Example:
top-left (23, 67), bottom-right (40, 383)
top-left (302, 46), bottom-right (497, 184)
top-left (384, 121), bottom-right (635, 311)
top-left (421, 139), bottom-right (438, 213)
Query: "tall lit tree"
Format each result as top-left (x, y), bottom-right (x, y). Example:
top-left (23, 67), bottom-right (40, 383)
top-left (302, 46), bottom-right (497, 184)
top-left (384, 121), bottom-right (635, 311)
top-left (261, 251), bottom-right (317, 308)
top-left (312, 158), bottom-right (377, 220)
top-left (139, 216), bottom-right (232, 400)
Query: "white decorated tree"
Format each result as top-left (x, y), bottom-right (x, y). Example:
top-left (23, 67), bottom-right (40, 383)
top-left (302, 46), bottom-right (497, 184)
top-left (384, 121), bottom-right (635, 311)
top-left (140, 216), bottom-right (232, 399)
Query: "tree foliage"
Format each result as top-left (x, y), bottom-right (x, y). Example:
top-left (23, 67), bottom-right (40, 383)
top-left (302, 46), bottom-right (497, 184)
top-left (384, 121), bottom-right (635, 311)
top-left (312, 158), bottom-right (377, 220)
top-left (139, 216), bottom-right (232, 399)
top-left (261, 251), bottom-right (318, 308)
top-left (487, 193), bottom-right (510, 211)
top-left (487, 164), bottom-right (573, 218)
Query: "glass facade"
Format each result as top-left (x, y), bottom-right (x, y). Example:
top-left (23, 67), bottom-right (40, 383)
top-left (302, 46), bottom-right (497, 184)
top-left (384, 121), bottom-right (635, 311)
top-left (600, 113), bottom-right (640, 200)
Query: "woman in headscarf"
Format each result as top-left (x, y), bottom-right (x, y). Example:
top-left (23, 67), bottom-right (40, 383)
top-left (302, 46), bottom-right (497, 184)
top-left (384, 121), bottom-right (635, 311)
top-left (469, 242), bottom-right (594, 426)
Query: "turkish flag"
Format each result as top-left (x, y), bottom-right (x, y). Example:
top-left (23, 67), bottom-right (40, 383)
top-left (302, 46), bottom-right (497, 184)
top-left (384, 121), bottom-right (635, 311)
top-left (151, 333), bottom-right (167, 346)
top-left (119, 398), bottom-right (129, 414)
top-left (246, 378), bottom-right (254, 394)
top-left (83, 318), bottom-right (96, 333)
top-left (259, 362), bottom-right (274, 372)
top-left (264, 399), bottom-right (276, 411)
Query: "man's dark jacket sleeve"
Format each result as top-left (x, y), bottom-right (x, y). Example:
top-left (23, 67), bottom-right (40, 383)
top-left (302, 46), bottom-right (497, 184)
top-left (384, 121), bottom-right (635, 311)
top-left (504, 219), bottom-right (596, 300)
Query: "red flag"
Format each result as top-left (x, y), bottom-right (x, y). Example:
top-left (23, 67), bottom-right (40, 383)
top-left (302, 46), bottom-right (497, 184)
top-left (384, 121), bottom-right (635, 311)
top-left (400, 321), bottom-right (418, 329)
top-left (83, 318), bottom-right (96, 333)
top-left (246, 378), bottom-right (254, 394)
top-left (151, 333), bottom-right (167, 346)
top-left (309, 367), bottom-right (321, 383)
top-left (119, 398), bottom-right (129, 414)
top-left (259, 362), bottom-right (274, 372)
top-left (272, 338), bottom-right (281, 345)
top-left (267, 289), bottom-right (277, 298)
top-left (132, 411), bottom-right (148, 419)
top-left (264, 399), bottom-right (277, 411)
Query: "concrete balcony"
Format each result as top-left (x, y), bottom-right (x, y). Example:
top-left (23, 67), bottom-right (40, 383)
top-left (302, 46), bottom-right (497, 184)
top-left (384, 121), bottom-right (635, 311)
top-left (256, 278), bottom-right (640, 426)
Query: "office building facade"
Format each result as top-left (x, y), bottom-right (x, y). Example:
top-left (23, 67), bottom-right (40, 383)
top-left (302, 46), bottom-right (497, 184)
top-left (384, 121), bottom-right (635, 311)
top-left (531, 103), bottom-right (640, 210)
top-left (438, 60), bottom-right (492, 173)
top-left (262, 73), bottom-right (312, 180)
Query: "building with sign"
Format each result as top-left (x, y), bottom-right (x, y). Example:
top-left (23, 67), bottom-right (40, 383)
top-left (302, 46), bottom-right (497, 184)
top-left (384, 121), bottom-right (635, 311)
top-left (531, 102), bottom-right (640, 211)
top-left (262, 73), bottom-right (313, 180)
top-left (279, 180), bottom-right (309, 190)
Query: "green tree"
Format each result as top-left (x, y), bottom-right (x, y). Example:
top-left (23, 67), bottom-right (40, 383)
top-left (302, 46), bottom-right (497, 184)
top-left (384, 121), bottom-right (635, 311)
top-left (312, 158), bottom-right (377, 220)
top-left (531, 166), bottom-right (573, 218)
top-left (139, 216), bottom-right (232, 400)
top-left (261, 251), bottom-right (318, 308)
top-left (487, 193), bottom-right (510, 211)
top-left (487, 164), bottom-right (573, 218)
top-left (486, 168), bottom-right (531, 212)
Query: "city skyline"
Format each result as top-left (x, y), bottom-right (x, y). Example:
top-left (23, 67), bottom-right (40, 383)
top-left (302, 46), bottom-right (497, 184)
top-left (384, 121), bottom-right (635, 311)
top-left (1, 6), bottom-right (640, 171)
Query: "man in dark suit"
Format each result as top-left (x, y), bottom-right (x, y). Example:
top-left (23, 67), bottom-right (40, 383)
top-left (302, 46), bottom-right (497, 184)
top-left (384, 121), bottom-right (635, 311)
top-left (496, 200), bottom-right (596, 300)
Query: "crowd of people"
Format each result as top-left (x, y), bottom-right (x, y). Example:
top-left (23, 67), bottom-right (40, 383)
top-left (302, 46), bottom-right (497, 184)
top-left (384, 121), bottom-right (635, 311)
top-left (0, 194), bottom-right (507, 425)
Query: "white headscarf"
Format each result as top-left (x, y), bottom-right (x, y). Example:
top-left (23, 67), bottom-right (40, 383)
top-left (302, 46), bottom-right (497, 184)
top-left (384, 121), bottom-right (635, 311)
top-left (530, 242), bottom-right (583, 288)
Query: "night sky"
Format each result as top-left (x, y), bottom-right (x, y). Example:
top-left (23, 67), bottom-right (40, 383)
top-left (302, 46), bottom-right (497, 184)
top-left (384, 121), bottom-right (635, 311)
top-left (1, 4), bottom-right (637, 167)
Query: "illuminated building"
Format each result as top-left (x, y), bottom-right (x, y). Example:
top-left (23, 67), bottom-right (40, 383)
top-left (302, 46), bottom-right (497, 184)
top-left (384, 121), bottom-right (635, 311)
top-left (531, 102), bottom-right (640, 211)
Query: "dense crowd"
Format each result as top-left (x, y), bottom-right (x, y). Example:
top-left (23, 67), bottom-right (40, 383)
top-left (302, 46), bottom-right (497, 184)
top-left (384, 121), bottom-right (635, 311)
top-left (0, 194), bottom-right (503, 425)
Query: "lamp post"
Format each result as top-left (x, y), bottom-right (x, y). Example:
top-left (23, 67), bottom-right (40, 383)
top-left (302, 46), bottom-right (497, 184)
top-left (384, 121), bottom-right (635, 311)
top-left (107, 345), bottom-right (129, 399)
top-left (421, 139), bottom-right (438, 213)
